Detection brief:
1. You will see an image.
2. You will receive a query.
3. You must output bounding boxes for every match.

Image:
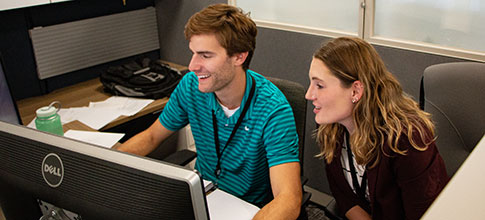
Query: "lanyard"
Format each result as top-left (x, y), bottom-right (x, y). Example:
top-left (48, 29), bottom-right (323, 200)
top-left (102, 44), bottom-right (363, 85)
top-left (212, 76), bottom-right (255, 178)
top-left (345, 131), bottom-right (368, 201)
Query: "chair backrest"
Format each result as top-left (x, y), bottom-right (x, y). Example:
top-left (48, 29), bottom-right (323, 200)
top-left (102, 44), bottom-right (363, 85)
top-left (421, 62), bottom-right (485, 176)
top-left (266, 77), bottom-right (307, 168)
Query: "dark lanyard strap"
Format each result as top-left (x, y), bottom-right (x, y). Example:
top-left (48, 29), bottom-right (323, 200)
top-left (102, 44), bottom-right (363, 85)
top-left (345, 132), bottom-right (368, 201)
top-left (212, 76), bottom-right (256, 177)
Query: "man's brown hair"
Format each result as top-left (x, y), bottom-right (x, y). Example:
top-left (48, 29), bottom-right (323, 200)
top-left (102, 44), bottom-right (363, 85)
top-left (184, 4), bottom-right (257, 70)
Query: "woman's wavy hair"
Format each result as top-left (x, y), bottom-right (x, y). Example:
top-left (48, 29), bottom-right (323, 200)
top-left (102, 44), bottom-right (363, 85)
top-left (184, 4), bottom-right (257, 71)
top-left (314, 37), bottom-right (435, 167)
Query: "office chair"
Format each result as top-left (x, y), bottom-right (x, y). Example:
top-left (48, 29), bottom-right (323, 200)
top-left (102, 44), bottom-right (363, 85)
top-left (266, 77), bottom-right (307, 171)
top-left (266, 77), bottom-right (312, 219)
top-left (162, 146), bottom-right (196, 166)
top-left (420, 62), bottom-right (485, 177)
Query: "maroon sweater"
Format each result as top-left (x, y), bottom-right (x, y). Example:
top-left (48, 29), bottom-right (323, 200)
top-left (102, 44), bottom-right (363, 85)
top-left (326, 132), bottom-right (449, 220)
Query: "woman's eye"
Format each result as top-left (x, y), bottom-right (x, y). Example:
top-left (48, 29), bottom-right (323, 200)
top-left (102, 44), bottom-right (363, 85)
top-left (317, 84), bottom-right (324, 89)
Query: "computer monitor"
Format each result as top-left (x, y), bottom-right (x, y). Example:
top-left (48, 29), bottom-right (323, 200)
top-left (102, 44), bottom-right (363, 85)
top-left (0, 53), bottom-right (22, 125)
top-left (0, 120), bottom-right (209, 220)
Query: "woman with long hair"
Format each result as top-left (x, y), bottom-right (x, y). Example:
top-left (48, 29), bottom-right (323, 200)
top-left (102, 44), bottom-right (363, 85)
top-left (306, 37), bottom-right (448, 220)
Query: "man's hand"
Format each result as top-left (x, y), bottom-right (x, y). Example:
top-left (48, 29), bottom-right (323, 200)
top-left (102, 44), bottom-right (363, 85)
top-left (253, 162), bottom-right (302, 220)
top-left (116, 119), bottom-right (173, 156)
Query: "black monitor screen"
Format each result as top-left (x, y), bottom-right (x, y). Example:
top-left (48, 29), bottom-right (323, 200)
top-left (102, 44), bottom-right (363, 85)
top-left (0, 55), bottom-right (21, 125)
top-left (0, 121), bottom-right (209, 220)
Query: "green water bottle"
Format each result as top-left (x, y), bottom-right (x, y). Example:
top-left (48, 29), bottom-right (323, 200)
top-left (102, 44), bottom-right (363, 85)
top-left (35, 101), bottom-right (64, 136)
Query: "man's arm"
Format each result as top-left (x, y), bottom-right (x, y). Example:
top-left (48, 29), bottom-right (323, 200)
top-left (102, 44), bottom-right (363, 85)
top-left (116, 119), bottom-right (174, 156)
top-left (253, 162), bottom-right (302, 220)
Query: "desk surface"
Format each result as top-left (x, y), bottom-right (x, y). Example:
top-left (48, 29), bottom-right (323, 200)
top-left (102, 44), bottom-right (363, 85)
top-left (16, 61), bottom-right (186, 131)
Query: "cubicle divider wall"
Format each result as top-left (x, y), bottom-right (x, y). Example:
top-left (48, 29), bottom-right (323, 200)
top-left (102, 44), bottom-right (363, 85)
top-left (0, 0), bottom-right (158, 100)
top-left (30, 7), bottom-right (160, 80)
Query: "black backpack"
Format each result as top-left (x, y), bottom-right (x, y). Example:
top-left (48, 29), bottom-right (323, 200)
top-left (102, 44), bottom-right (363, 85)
top-left (100, 58), bottom-right (182, 99)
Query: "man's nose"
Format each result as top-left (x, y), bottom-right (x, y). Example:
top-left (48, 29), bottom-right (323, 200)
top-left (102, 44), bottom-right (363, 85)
top-left (188, 55), bottom-right (201, 72)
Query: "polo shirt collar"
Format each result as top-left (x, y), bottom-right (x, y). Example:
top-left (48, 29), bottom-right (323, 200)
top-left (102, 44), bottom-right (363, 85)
top-left (209, 70), bottom-right (254, 124)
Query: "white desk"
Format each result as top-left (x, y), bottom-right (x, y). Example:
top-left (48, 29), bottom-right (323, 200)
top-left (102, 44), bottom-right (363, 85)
top-left (207, 188), bottom-right (260, 220)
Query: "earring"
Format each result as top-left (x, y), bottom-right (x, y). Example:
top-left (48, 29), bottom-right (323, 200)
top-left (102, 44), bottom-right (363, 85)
top-left (352, 98), bottom-right (357, 103)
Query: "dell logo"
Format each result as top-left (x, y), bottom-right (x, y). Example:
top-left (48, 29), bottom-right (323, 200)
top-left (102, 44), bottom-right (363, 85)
top-left (44, 164), bottom-right (62, 177)
top-left (41, 153), bottom-right (64, 188)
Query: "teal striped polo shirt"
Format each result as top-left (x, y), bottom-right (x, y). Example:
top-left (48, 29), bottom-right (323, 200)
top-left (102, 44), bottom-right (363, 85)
top-left (159, 70), bottom-right (299, 204)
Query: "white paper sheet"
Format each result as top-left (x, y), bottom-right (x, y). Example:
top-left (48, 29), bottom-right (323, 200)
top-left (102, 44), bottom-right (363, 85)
top-left (27, 118), bottom-right (35, 128)
top-left (58, 107), bottom-right (89, 124)
top-left (89, 96), bottom-right (154, 116)
top-left (206, 189), bottom-right (260, 220)
top-left (76, 107), bottom-right (122, 130)
top-left (64, 130), bottom-right (125, 148)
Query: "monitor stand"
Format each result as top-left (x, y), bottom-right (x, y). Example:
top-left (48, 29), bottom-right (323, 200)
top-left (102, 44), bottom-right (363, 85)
top-left (38, 200), bottom-right (80, 220)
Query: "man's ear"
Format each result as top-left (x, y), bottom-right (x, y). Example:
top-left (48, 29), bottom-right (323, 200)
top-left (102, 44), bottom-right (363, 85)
top-left (233, 52), bottom-right (249, 66)
top-left (351, 80), bottom-right (364, 103)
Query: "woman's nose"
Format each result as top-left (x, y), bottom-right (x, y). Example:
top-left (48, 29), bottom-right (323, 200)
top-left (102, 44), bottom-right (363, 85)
top-left (305, 88), bottom-right (314, 100)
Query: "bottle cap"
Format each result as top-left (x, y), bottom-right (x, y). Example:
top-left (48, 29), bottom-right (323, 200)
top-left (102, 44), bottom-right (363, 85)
top-left (36, 106), bottom-right (57, 118)
top-left (36, 101), bottom-right (61, 118)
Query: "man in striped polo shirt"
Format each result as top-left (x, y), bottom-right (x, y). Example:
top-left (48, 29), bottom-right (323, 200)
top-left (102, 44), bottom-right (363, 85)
top-left (118, 4), bottom-right (302, 219)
